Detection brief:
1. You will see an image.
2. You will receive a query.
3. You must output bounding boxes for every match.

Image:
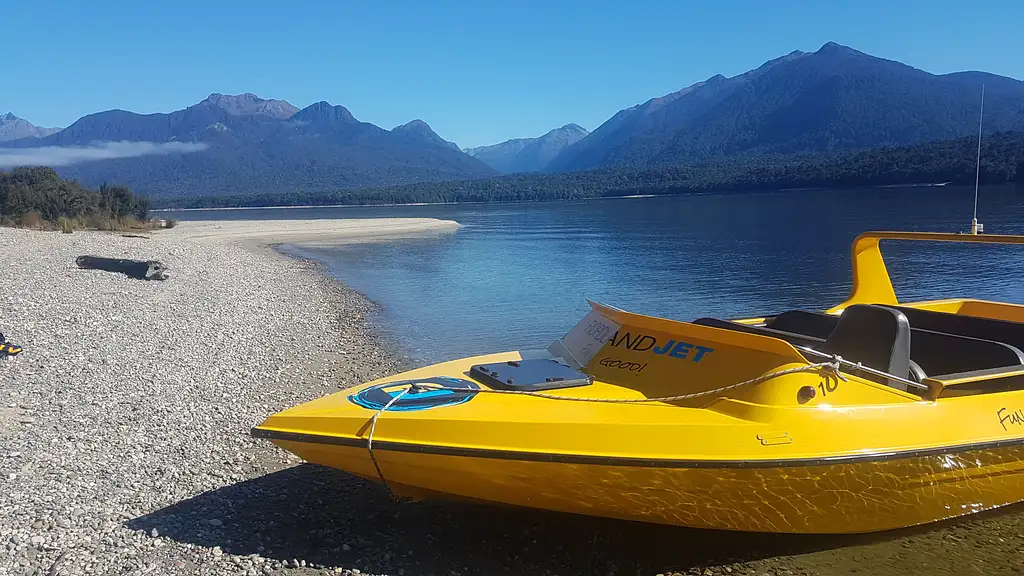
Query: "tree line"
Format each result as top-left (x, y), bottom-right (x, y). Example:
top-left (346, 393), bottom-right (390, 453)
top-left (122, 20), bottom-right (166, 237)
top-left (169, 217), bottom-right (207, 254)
top-left (6, 131), bottom-right (1022, 216)
top-left (154, 131), bottom-right (1024, 209)
top-left (1, 166), bottom-right (151, 229)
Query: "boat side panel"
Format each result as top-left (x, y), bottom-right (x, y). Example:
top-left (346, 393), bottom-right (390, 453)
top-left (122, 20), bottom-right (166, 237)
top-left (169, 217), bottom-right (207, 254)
top-left (274, 439), bottom-right (1024, 534)
top-left (581, 319), bottom-right (810, 406)
top-left (588, 301), bottom-right (806, 359)
top-left (958, 300), bottom-right (1024, 323)
top-left (255, 381), bottom-right (1024, 488)
top-left (574, 306), bottom-right (913, 406)
top-left (897, 299), bottom-right (1024, 322)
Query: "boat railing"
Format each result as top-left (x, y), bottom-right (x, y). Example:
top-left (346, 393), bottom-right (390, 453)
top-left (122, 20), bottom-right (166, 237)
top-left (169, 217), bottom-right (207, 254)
top-left (830, 231), bottom-right (1024, 314)
top-left (795, 345), bottom-right (929, 394)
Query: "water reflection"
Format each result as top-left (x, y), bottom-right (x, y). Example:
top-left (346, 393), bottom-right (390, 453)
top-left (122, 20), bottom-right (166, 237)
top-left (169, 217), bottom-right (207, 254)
top-left (167, 185), bottom-right (1024, 364)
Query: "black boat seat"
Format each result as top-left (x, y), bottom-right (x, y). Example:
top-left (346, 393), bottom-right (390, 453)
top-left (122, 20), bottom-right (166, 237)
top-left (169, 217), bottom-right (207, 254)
top-left (819, 305), bottom-right (912, 391)
top-left (766, 310), bottom-right (840, 340)
top-left (766, 307), bottom-right (1024, 377)
top-left (775, 306), bottom-right (1024, 353)
top-left (695, 306), bottom-right (921, 389)
top-left (891, 305), bottom-right (1024, 351)
top-left (905, 327), bottom-right (1024, 377)
top-left (692, 317), bottom-right (825, 348)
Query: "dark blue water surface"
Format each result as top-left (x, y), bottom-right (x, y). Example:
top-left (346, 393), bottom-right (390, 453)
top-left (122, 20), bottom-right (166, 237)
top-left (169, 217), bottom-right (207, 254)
top-left (163, 185), bottom-right (1024, 364)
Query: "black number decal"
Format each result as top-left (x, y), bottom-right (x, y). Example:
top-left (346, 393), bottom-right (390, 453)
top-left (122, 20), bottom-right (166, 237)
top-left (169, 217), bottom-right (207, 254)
top-left (818, 375), bottom-right (840, 396)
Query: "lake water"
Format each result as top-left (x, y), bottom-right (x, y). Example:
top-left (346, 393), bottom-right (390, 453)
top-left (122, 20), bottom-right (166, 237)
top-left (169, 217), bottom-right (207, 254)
top-left (164, 185), bottom-right (1024, 365)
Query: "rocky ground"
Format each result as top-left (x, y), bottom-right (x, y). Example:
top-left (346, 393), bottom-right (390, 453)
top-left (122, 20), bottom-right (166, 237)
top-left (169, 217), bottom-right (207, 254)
top-left (0, 225), bottom-right (401, 576)
top-left (1, 223), bottom-right (1023, 576)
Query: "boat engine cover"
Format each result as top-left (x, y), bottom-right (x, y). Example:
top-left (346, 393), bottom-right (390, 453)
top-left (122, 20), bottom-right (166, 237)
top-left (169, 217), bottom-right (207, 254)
top-left (469, 358), bottom-right (593, 391)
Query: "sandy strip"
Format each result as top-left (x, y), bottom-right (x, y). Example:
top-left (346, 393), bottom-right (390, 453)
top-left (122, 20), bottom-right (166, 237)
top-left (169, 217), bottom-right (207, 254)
top-left (160, 218), bottom-right (462, 246)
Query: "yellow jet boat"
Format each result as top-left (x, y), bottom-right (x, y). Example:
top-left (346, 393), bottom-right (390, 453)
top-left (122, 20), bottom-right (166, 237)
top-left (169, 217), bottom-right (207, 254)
top-left (252, 231), bottom-right (1024, 534)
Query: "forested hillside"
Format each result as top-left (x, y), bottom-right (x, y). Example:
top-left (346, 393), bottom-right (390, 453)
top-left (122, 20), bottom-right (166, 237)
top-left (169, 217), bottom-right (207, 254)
top-left (156, 131), bottom-right (1024, 209)
top-left (1, 167), bottom-right (150, 228)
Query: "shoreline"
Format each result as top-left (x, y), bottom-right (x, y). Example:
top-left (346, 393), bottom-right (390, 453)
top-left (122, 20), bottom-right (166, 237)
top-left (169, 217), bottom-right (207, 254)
top-left (152, 193), bottom-right (701, 212)
top-left (150, 182), bottom-right (974, 213)
top-left (157, 217), bottom-right (462, 247)
top-left (0, 219), bottom-right (424, 576)
top-left (264, 243), bottom-right (421, 374)
top-left (4, 218), bottom-right (1024, 576)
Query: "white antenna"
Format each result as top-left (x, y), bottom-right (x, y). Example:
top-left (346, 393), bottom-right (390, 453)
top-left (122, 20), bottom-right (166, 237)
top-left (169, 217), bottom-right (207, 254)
top-left (971, 84), bottom-right (985, 234)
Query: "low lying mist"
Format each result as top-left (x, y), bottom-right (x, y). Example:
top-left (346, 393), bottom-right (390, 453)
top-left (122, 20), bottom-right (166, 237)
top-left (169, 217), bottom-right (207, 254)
top-left (0, 141), bottom-right (209, 169)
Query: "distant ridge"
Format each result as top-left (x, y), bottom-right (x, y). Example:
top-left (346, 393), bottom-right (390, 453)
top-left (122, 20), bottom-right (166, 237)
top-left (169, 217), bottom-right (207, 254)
top-left (392, 119), bottom-right (462, 151)
top-left (545, 41), bottom-right (1024, 172)
top-left (0, 94), bottom-right (495, 198)
top-left (201, 92), bottom-right (299, 119)
top-left (465, 124), bottom-right (589, 173)
top-left (0, 113), bottom-right (61, 142)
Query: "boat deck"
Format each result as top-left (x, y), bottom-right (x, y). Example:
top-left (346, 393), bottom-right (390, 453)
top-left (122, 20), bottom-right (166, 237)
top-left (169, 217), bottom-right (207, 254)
top-left (702, 299), bottom-right (1024, 399)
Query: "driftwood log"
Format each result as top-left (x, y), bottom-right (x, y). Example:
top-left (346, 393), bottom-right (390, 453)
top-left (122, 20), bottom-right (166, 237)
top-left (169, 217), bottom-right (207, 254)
top-left (75, 255), bottom-right (169, 281)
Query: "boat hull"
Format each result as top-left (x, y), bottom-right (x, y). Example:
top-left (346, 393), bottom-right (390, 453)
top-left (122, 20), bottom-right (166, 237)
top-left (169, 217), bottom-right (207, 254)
top-left (259, 431), bottom-right (1024, 534)
top-left (251, 232), bottom-right (1024, 535)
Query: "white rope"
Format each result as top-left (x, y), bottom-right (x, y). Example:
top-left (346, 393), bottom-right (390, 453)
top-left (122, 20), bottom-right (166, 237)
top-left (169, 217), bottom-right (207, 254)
top-left (412, 358), bottom-right (846, 404)
top-left (365, 386), bottom-right (410, 500)
top-left (362, 358), bottom-right (845, 494)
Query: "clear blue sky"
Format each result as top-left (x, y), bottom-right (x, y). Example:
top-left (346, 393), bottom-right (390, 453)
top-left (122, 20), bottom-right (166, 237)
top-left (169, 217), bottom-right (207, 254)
top-left (4, 0), bottom-right (1022, 148)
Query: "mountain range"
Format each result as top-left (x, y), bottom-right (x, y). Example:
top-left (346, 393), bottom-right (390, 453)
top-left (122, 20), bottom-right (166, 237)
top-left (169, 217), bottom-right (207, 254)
top-left (3, 41), bottom-right (1023, 201)
top-left (0, 113), bottom-right (61, 142)
top-left (0, 94), bottom-right (495, 198)
top-left (546, 42), bottom-right (1024, 172)
top-left (464, 124), bottom-right (589, 173)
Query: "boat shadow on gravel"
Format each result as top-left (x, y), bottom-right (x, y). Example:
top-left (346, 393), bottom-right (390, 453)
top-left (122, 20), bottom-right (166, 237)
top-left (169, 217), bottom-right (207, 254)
top-left (127, 463), bottom-right (1022, 575)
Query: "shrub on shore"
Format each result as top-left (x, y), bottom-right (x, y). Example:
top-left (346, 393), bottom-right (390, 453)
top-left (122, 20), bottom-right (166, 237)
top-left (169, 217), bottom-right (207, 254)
top-left (0, 166), bottom-right (153, 231)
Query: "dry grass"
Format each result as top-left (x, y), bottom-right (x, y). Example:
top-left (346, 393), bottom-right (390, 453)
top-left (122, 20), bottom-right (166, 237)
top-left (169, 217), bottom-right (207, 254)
top-left (21, 211), bottom-right (44, 229)
top-left (0, 214), bottom-right (171, 233)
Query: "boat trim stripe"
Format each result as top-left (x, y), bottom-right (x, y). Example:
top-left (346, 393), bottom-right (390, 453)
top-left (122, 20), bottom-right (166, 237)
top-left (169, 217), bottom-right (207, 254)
top-left (249, 427), bottom-right (1024, 469)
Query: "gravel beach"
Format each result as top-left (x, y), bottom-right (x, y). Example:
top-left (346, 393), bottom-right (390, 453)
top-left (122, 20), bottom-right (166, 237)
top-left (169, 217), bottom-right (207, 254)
top-left (2, 220), bottom-right (1023, 576)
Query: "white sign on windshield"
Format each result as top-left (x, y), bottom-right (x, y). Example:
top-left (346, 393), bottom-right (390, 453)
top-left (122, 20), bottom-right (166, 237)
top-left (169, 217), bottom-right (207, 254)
top-left (548, 307), bottom-right (621, 370)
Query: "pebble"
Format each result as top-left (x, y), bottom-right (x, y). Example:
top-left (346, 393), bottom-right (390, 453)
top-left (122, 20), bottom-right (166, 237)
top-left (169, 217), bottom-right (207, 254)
top-left (0, 225), bottom-right (401, 575)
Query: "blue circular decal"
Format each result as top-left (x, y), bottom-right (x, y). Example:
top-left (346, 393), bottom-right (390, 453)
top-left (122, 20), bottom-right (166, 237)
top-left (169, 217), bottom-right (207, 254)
top-left (348, 376), bottom-right (480, 412)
